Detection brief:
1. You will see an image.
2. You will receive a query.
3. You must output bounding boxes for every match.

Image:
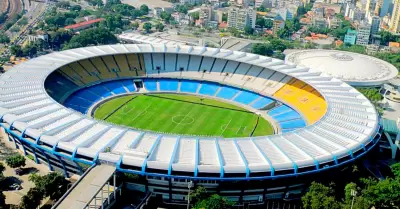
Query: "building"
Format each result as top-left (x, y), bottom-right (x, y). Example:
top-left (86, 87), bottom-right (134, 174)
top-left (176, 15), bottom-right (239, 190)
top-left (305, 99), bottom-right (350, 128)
top-left (327, 16), bottom-right (342, 29)
top-left (64, 18), bottom-right (104, 32)
top-left (369, 15), bottom-right (381, 35)
top-left (153, 7), bottom-right (162, 17)
top-left (286, 49), bottom-right (398, 86)
top-left (272, 15), bottom-right (285, 37)
top-left (344, 28), bottom-right (358, 45)
top-left (312, 17), bottom-right (327, 28)
top-left (227, 7), bottom-right (256, 30)
top-left (379, 0), bottom-right (392, 17)
top-left (27, 31), bottom-right (49, 43)
top-left (356, 23), bottom-right (372, 45)
top-left (0, 44), bottom-right (381, 204)
top-left (390, 0), bottom-right (400, 33)
top-left (199, 5), bottom-right (214, 25)
top-left (180, 0), bottom-right (203, 4)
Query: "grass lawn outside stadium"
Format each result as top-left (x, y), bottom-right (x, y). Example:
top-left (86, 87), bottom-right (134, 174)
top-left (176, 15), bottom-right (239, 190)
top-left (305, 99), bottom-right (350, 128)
top-left (93, 94), bottom-right (274, 137)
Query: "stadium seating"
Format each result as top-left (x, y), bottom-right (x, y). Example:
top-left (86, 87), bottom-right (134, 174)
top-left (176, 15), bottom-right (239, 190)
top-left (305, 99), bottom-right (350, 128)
top-left (73, 89), bottom-right (102, 102)
top-left (267, 105), bottom-right (292, 116)
top-left (180, 80), bottom-right (199, 93)
top-left (273, 78), bottom-right (327, 124)
top-left (144, 79), bottom-right (158, 91)
top-left (88, 85), bottom-right (113, 98)
top-left (279, 119), bottom-right (306, 130)
top-left (233, 91), bottom-right (259, 105)
top-left (250, 97), bottom-right (273, 109)
top-left (120, 80), bottom-right (137, 92)
top-left (216, 86), bottom-right (240, 100)
top-left (159, 79), bottom-right (179, 91)
top-left (45, 72), bottom-right (79, 101)
top-left (198, 82), bottom-right (220, 96)
top-left (102, 81), bottom-right (127, 94)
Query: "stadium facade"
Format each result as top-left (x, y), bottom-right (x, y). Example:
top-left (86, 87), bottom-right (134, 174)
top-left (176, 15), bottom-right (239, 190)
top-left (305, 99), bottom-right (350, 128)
top-left (0, 44), bottom-right (382, 203)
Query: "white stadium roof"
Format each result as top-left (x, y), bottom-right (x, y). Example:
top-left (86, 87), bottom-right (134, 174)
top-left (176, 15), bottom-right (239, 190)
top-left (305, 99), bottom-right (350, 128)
top-left (0, 44), bottom-right (381, 179)
top-left (285, 49), bottom-right (398, 86)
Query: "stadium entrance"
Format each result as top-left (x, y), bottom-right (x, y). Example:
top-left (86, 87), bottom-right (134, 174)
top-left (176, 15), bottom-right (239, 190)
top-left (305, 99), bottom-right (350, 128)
top-left (134, 80), bottom-right (143, 89)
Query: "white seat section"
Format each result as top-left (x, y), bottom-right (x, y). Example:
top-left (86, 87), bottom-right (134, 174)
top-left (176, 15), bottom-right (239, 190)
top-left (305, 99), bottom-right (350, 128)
top-left (165, 53), bottom-right (177, 72)
top-left (203, 72), bottom-right (226, 82)
top-left (264, 75), bottom-right (291, 95)
top-left (224, 63), bottom-right (251, 85)
top-left (111, 131), bottom-right (142, 154)
top-left (176, 54), bottom-right (189, 71)
top-left (172, 138), bottom-right (196, 172)
top-left (253, 138), bottom-right (293, 171)
top-left (143, 53), bottom-right (153, 74)
top-left (222, 60), bottom-right (240, 74)
top-left (236, 139), bottom-right (270, 172)
top-left (147, 136), bottom-right (178, 169)
top-left (152, 53), bottom-right (164, 71)
top-left (198, 139), bottom-right (220, 173)
top-left (218, 139), bottom-right (245, 173)
top-left (199, 57), bottom-right (215, 72)
top-left (243, 65), bottom-right (264, 82)
top-left (187, 55), bottom-right (202, 71)
top-left (248, 68), bottom-right (278, 92)
top-left (210, 59), bottom-right (227, 73)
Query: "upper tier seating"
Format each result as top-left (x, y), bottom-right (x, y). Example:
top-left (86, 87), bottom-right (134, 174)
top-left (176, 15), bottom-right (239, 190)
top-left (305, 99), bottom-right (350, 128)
top-left (159, 79), bottom-right (179, 91)
top-left (273, 78), bottom-right (327, 124)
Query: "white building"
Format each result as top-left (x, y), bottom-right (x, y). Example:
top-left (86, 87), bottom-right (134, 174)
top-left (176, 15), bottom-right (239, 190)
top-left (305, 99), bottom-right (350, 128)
top-left (180, 0), bottom-right (203, 4)
top-left (227, 7), bottom-right (256, 30)
top-left (356, 23), bottom-right (371, 45)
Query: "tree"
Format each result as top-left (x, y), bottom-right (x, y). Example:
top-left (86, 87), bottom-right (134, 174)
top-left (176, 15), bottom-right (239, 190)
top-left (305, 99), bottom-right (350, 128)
top-left (29, 172), bottom-right (68, 200)
top-left (0, 192), bottom-right (5, 209)
top-left (0, 163), bottom-right (5, 182)
top-left (302, 182), bottom-right (341, 209)
top-left (9, 45), bottom-right (22, 57)
top-left (0, 34), bottom-right (10, 44)
top-left (5, 154), bottom-right (26, 169)
top-left (190, 186), bottom-right (209, 204)
top-left (64, 27), bottom-right (117, 49)
top-left (190, 12), bottom-right (200, 20)
top-left (193, 194), bottom-right (234, 209)
top-left (257, 5), bottom-right (266, 12)
top-left (252, 43), bottom-right (274, 56)
top-left (244, 26), bottom-right (253, 35)
top-left (64, 17), bottom-right (76, 26)
top-left (22, 44), bottom-right (38, 57)
top-left (256, 17), bottom-right (266, 27)
top-left (265, 19), bottom-right (273, 29)
top-left (131, 21), bottom-right (139, 30)
top-left (155, 23), bottom-right (165, 32)
top-left (56, 1), bottom-right (70, 9)
top-left (143, 22), bottom-right (152, 33)
top-left (69, 5), bottom-right (82, 12)
top-left (160, 11), bottom-right (173, 23)
top-left (139, 4), bottom-right (149, 15)
top-left (17, 17), bottom-right (28, 26)
top-left (10, 26), bottom-right (20, 33)
top-left (19, 188), bottom-right (42, 209)
top-left (391, 162), bottom-right (400, 178)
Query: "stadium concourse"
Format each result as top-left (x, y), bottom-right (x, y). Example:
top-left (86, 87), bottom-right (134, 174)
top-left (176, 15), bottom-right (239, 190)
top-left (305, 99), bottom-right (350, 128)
top-left (0, 44), bottom-right (382, 203)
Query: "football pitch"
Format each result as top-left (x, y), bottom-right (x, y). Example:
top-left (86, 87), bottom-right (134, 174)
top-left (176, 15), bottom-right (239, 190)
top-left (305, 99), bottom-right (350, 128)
top-left (94, 94), bottom-right (274, 137)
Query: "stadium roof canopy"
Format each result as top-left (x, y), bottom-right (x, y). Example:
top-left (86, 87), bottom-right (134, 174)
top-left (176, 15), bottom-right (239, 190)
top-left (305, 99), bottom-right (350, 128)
top-left (285, 49), bottom-right (398, 86)
top-left (0, 44), bottom-right (381, 180)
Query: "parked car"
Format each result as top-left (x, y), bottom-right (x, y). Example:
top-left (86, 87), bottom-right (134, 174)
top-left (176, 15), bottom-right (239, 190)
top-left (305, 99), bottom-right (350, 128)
top-left (9, 183), bottom-right (22, 190)
top-left (14, 168), bottom-right (23, 176)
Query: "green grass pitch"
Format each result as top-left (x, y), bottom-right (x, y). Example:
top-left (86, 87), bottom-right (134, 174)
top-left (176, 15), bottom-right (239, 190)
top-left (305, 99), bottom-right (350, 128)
top-left (94, 94), bottom-right (274, 137)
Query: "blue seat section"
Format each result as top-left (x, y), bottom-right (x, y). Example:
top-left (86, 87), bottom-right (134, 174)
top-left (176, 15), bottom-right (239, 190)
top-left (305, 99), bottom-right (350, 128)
top-left (45, 71), bottom-right (79, 101)
top-left (180, 80), bottom-right (199, 93)
top-left (267, 105), bottom-right (292, 117)
top-left (159, 79), bottom-right (179, 91)
top-left (88, 85), bottom-right (113, 98)
top-left (64, 96), bottom-right (92, 110)
top-left (234, 91), bottom-right (260, 105)
top-left (216, 86), bottom-right (240, 100)
top-left (198, 82), bottom-right (220, 96)
top-left (282, 129), bottom-right (295, 133)
top-left (280, 119), bottom-right (306, 129)
top-left (120, 80), bottom-right (136, 92)
top-left (144, 79), bottom-right (158, 91)
top-left (273, 111), bottom-right (302, 122)
top-left (251, 97), bottom-right (273, 109)
top-left (103, 81), bottom-right (127, 94)
top-left (73, 89), bottom-right (101, 102)
top-left (64, 103), bottom-right (87, 114)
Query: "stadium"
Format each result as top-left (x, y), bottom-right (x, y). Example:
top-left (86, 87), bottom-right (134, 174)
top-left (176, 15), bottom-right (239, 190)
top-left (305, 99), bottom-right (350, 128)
top-left (0, 44), bottom-right (382, 202)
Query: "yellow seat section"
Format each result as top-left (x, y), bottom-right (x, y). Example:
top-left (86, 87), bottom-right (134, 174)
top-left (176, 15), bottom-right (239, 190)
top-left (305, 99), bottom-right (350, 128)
top-left (273, 78), bottom-right (327, 124)
top-left (79, 59), bottom-right (101, 76)
top-left (68, 62), bottom-right (99, 84)
top-left (58, 66), bottom-right (86, 86)
top-left (114, 54), bottom-right (137, 77)
top-left (126, 53), bottom-right (146, 76)
top-left (90, 57), bottom-right (117, 80)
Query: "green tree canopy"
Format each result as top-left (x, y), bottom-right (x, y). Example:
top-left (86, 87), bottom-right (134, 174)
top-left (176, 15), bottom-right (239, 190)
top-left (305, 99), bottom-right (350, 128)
top-left (64, 27), bottom-right (117, 49)
top-left (5, 154), bottom-right (26, 169)
top-left (29, 172), bottom-right (68, 200)
top-left (143, 22), bottom-right (152, 33)
top-left (19, 188), bottom-right (42, 209)
top-left (193, 194), bottom-right (234, 209)
top-left (0, 33), bottom-right (10, 44)
top-left (302, 182), bottom-right (341, 209)
top-left (140, 4), bottom-right (149, 15)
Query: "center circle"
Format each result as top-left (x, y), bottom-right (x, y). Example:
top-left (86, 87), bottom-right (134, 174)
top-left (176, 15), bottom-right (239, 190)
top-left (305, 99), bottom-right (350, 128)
top-left (172, 115), bottom-right (195, 125)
